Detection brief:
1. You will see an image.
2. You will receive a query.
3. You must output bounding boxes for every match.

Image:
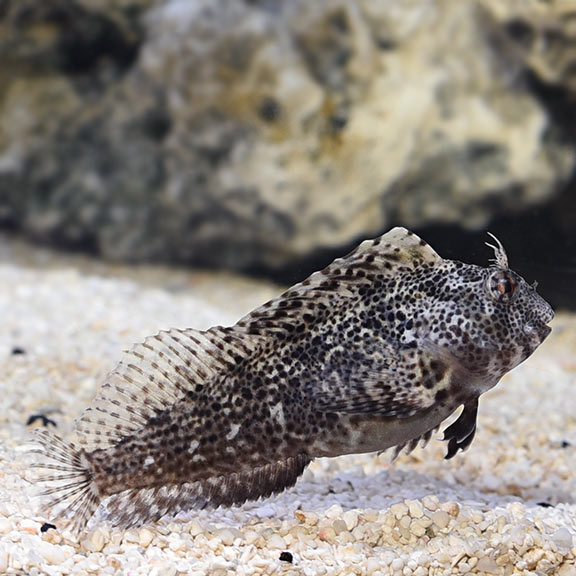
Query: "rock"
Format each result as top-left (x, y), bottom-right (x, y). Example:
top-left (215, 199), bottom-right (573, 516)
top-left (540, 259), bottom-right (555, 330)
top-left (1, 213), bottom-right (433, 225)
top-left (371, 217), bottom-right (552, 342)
top-left (0, 0), bottom-right (574, 273)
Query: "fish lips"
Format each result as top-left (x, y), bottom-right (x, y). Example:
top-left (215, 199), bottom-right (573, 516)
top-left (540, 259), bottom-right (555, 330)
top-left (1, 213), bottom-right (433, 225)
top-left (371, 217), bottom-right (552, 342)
top-left (541, 300), bottom-right (555, 325)
top-left (526, 297), bottom-right (554, 344)
top-left (523, 317), bottom-right (553, 344)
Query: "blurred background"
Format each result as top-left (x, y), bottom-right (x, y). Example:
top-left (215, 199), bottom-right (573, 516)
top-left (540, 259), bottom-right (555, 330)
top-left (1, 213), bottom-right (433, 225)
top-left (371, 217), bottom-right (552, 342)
top-left (0, 0), bottom-right (575, 308)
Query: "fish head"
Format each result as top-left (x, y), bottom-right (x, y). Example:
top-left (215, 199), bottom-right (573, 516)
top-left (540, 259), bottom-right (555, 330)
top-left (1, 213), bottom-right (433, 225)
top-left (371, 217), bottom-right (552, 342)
top-left (479, 265), bottom-right (554, 363)
top-left (473, 232), bottom-right (554, 368)
top-left (412, 258), bottom-right (553, 382)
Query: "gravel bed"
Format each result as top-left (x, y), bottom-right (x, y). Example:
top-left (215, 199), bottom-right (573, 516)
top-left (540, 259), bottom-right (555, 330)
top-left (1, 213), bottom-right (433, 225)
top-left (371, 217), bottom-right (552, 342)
top-left (0, 253), bottom-right (574, 575)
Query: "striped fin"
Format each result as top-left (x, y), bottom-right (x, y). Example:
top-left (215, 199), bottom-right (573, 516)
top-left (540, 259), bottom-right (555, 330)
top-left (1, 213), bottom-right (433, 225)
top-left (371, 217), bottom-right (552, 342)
top-left (388, 427), bottom-right (438, 462)
top-left (75, 326), bottom-right (261, 449)
top-left (31, 430), bottom-right (101, 534)
top-left (103, 454), bottom-right (311, 527)
top-left (236, 227), bottom-right (441, 336)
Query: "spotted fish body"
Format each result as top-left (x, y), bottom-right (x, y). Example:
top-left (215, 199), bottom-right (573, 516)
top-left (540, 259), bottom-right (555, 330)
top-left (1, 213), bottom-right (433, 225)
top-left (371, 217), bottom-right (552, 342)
top-left (35, 228), bottom-right (554, 531)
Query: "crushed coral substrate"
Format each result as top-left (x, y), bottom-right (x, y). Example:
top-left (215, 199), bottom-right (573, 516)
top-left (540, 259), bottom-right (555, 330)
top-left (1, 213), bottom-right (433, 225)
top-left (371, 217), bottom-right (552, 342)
top-left (0, 247), bottom-right (574, 576)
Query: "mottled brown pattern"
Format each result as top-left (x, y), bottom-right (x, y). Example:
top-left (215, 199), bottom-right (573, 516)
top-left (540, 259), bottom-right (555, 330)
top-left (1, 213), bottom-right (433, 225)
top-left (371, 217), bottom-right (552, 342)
top-left (34, 227), bottom-right (554, 532)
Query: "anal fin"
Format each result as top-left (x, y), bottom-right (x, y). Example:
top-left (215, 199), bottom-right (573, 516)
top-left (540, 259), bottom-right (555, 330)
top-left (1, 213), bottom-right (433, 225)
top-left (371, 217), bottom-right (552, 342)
top-left (386, 426), bottom-right (439, 462)
top-left (104, 454), bottom-right (311, 527)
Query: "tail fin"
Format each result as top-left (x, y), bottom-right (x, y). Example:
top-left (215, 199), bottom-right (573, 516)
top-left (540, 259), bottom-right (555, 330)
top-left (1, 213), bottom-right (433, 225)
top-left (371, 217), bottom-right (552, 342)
top-left (31, 429), bottom-right (101, 534)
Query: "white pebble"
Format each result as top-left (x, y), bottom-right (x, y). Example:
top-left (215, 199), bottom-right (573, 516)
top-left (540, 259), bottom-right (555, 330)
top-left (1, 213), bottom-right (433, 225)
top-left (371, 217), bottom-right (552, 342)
top-left (255, 505), bottom-right (276, 518)
top-left (441, 501), bottom-right (460, 517)
top-left (215, 528), bottom-right (242, 546)
top-left (0, 544), bottom-right (7, 573)
top-left (421, 495), bottom-right (439, 511)
top-left (390, 502), bottom-right (409, 519)
top-left (266, 534), bottom-right (287, 549)
top-left (342, 510), bottom-right (359, 531)
top-left (20, 518), bottom-right (39, 533)
top-left (475, 555), bottom-right (499, 573)
top-left (0, 518), bottom-right (11, 534)
top-left (552, 527), bottom-right (574, 551)
top-left (410, 521), bottom-right (427, 537)
top-left (37, 540), bottom-right (68, 564)
top-left (332, 519), bottom-right (348, 534)
top-left (188, 520), bottom-right (204, 537)
top-left (139, 527), bottom-right (155, 547)
top-left (407, 500), bottom-right (424, 519)
top-left (325, 504), bottom-right (344, 519)
top-left (431, 510), bottom-right (450, 529)
top-left (153, 565), bottom-right (178, 576)
top-left (82, 528), bottom-right (107, 552)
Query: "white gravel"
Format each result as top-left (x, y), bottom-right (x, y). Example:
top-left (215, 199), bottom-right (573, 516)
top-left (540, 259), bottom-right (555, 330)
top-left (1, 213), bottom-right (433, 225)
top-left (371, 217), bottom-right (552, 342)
top-left (0, 240), bottom-right (575, 575)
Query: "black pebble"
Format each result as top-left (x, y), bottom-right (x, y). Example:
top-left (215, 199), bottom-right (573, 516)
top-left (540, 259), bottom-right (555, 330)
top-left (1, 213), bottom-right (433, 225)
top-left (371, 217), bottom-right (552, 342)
top-left (279, 551), bottom-right (293, 563)
top-left (11, 347), bottom-right (26, 355)
top-left (26, 414), bottom-right (57, 427)
top-left (561, 440), bottom-right (571, 448)
top-left (40, 522), bottom-right (57, 533)
top-left (536, 502), bottom-right (554, 508)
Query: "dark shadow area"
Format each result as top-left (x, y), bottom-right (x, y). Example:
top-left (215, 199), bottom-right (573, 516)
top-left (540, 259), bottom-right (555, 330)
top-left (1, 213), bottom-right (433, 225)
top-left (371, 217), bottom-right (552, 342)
top-left (262, 176), bottom-right (576, 311)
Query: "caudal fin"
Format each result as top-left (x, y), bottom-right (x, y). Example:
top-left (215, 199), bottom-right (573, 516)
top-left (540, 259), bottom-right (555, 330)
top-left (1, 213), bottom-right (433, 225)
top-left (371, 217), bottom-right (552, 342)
top-left (32, 429), bottom-right (101, 534)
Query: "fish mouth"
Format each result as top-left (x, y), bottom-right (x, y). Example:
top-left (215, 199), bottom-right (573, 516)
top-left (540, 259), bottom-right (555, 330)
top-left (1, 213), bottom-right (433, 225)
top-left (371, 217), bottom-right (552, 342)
top-left (528, 298), bottom-right (554, 343)
top-left (541, 302), bottom-right (555, 325)
top-left (524, 318), bottom-right (552, 344)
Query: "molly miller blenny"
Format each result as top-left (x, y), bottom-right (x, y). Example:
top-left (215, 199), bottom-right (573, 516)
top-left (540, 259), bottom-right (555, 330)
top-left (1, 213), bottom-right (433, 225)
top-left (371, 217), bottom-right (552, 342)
top-left (35, 227), bottom-right (554, 532)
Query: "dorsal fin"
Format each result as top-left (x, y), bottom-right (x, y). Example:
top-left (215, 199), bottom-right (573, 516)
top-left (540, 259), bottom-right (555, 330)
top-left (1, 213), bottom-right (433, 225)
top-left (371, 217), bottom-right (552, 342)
top-left (75, 327), bottom-right (262, 449)
top-left (236, 227), bottom-right (441, 335)
top-left (103, 454), bottom-right (311, 527)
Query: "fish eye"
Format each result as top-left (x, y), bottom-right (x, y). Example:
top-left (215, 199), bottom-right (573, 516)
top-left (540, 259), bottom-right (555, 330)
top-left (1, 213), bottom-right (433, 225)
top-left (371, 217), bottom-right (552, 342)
top-left (488, 270), bottom-right (516, 303)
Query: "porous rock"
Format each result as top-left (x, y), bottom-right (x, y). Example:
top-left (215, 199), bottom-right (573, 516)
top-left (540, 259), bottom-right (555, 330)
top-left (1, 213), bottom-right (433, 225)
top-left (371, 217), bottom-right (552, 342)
top-left (0, 0), bottom-right (574, 271)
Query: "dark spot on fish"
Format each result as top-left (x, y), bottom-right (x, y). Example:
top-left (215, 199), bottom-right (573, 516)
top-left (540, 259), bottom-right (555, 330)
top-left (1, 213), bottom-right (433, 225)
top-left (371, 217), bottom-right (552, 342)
top-left (435, 389), bottom-right (448, 403)
top-left (40, 522), bottom-right (57, 533)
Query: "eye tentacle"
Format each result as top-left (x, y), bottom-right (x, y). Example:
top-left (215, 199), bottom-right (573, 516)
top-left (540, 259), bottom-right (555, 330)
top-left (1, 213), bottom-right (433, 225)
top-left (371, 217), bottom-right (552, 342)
top-left (485, 232), bottom-right (509, 270)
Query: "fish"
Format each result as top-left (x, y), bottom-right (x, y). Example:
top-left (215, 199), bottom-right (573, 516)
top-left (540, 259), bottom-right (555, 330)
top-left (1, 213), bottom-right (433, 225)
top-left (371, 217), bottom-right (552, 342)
top-left (32, 227), bottom-right (554, 533)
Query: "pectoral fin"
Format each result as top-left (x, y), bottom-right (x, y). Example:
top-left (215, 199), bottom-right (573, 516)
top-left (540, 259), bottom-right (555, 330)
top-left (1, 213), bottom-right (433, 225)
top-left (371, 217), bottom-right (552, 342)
top-left (310, 344), bottom-right (455, 419)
